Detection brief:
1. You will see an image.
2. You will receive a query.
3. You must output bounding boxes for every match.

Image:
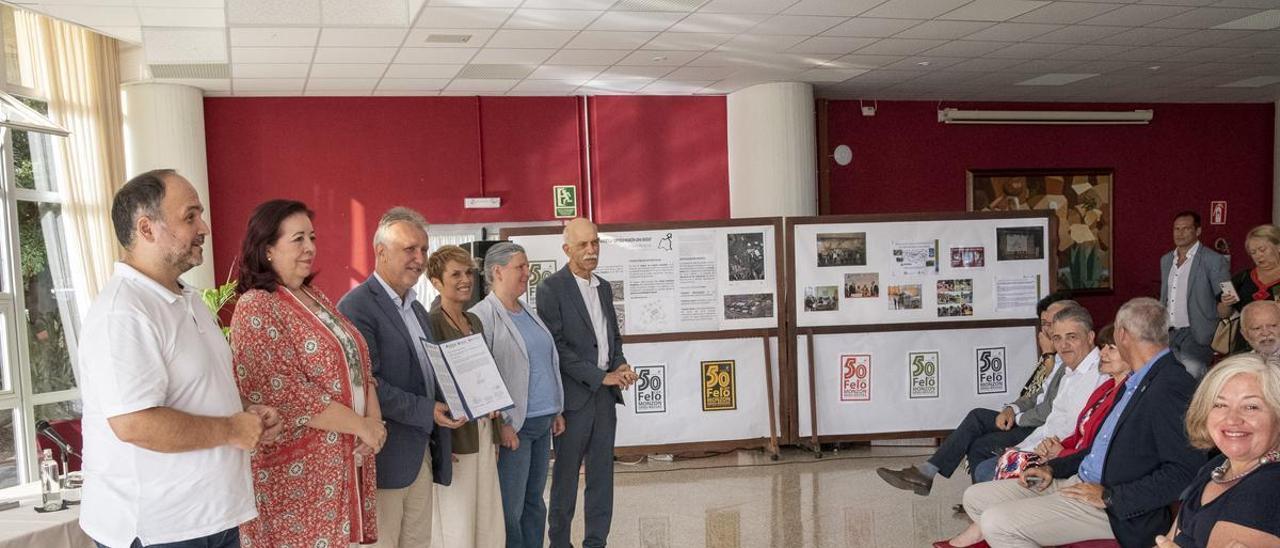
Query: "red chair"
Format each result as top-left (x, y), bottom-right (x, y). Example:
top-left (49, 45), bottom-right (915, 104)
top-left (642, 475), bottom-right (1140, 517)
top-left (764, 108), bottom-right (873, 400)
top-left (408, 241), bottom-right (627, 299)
top-left (35, 418), bottom-right (83, 472)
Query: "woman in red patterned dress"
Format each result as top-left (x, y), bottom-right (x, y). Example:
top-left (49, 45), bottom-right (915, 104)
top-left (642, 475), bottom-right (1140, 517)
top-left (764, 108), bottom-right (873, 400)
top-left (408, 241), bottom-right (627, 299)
top-left (229, 199), bottom-right (386, 547)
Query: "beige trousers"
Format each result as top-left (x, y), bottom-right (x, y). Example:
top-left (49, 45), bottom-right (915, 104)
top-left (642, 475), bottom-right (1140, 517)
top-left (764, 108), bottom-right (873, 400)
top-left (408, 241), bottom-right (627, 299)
top-left (430, 418), bottom-right (505, 548)
top-left (371, 451), bottom-right (434, 548)
top-left (963, 475), bottom-right (1115, 548)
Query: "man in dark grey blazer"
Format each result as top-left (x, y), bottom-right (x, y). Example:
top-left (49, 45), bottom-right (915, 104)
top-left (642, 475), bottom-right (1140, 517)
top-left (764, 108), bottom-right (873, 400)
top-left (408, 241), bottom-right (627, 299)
top-left (538, 218), bottom-right (637, 548)
top-left (1160, 210), bottom-right (1229, 378)
top-left (338, 207), bottom-right (466, 548)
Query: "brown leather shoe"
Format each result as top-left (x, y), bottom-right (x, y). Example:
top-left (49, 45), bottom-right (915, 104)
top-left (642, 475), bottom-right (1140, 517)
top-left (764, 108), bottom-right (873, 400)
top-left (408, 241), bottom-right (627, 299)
top-left (875, 465), bottom-right (933, 496)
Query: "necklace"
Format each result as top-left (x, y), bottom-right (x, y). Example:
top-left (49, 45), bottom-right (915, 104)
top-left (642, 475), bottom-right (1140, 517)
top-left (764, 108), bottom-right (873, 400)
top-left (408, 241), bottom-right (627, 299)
top-left (1210, 448), bottom-right (1280, 484)
top-left (442, 307), bottom-right (470, 335)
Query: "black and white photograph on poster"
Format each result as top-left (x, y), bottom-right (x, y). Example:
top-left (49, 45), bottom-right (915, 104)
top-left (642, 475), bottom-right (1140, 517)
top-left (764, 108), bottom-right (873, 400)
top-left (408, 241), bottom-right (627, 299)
top-left (633, 365), bottom-right (665, 414)
top-left (723, 293), bottom-right (774, 320)
top-left (817, 232), bottom-right (867, 267)
top-left (727, 232), bottom-right (766, 281)
top-left (844, 273), bottom-right (879, 298)
top-left (610, 280), bottom-right (625, 301)
top-left (804, 286), bottom-right (839, 312)
top-left (638, 516), bottom-right (671, 548)
top-left (908, 351), bottom-right (940, 399)
top-left (937, 279), bottom-right (974, 317)
top-left (887, 284), bottom-right (922, 310)
top-left (614, 304), bottom-right (626, 335)
top-left (976, 346), bottom-right (1007, 394)
top-left (950, 246), bottom-right (986, 268)
top-left (996, 226), bottom-right (1045, 261)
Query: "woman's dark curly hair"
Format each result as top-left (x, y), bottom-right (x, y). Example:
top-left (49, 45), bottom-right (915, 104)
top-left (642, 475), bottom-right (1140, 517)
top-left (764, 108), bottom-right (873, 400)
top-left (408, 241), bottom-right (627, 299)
top-left (236, 199), bottom-right (317, 294)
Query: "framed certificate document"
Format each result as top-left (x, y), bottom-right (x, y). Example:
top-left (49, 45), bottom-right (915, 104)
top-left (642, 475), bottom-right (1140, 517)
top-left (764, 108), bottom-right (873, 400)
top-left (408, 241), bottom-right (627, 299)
top-left (420, 334), bottom-right (514, 421)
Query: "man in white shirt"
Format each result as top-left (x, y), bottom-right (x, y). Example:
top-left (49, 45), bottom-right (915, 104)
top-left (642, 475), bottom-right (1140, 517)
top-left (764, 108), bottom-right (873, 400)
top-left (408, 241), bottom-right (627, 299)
top-left (971, 306), bottom-right (1107, 481)
top-left (537, 218), bottom-right (637, 548)
top-left (1159, 211), bottom-right (1229, 378)
top-left (79, 169), bottom-right (281, 548)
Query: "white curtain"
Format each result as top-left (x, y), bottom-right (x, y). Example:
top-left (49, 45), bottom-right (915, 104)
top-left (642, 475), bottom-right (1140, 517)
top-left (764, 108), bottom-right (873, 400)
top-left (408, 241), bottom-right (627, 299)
top-left (23, 10), bottom-right (126, 314)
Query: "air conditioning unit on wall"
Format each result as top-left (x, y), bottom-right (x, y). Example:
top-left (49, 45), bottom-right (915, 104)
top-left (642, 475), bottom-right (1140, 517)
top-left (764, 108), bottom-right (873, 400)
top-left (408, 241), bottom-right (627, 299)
top-left (937, 108), bottom-right (1154, 125)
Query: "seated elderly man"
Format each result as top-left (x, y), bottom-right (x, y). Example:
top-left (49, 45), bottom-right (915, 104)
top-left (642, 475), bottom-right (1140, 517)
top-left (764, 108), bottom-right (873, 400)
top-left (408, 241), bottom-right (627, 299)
top-left (961, 298), bottom-right (1205, 548)
top-left (1240, 300), bottom-right (1280, 359)
top-left (877, 299), bottom-right (1079, 494)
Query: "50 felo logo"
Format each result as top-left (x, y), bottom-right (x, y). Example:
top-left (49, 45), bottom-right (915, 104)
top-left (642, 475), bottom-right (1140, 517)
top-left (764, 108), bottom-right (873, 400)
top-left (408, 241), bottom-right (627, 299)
top-left (701, 360), bottom-right (736, 411)
top-left (633, 365), bottom-right (665, 414)
top-left (840, 354), bottom-right (871, 402)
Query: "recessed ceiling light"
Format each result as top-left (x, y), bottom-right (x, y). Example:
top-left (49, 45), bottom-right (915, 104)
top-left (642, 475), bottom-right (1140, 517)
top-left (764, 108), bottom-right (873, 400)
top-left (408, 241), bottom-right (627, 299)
top-left (651, 56), bottom-right (668, 62)
top-left (424, 34), bottom-right (472, 44)
top-left (1148, 66), bottom-right (1161, 71)
top-left (917, 61), bottom-right (931, 66)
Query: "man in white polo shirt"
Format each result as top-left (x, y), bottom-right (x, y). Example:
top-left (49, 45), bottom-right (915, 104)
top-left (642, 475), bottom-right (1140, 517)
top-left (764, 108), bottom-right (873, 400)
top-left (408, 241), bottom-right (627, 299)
top-left (78, 169), bottom-right (281, 548)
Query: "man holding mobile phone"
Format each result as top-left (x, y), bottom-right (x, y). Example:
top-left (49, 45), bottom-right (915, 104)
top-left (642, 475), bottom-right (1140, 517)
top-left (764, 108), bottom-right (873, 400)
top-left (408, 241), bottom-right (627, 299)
top-left (1160, 211), bottom-right (1229, 378)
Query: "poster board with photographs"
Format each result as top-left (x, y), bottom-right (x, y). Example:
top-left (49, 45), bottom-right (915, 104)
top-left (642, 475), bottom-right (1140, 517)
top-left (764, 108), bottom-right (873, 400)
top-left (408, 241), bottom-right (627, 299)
top-left (797, 326), bottom-right (1038, 436)
top-left (506, 220), bottom-right (782, 336)
top-left (791, 212), bottom-right (1052, 328)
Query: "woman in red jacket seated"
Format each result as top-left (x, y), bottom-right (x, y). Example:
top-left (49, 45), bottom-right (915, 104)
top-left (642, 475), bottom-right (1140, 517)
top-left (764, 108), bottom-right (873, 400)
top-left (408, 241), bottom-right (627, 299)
top-left (935, 325), bottom-right (1129, 548)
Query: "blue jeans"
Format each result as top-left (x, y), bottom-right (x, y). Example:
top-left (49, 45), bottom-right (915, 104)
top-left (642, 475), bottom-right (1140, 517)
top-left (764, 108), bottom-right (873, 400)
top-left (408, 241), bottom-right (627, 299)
top-left (973, 455), bottom-right (999, 483)
top-left (498, 413), bottom-right (555, 548)
top-left (94, 527), bottom-right (239, 548)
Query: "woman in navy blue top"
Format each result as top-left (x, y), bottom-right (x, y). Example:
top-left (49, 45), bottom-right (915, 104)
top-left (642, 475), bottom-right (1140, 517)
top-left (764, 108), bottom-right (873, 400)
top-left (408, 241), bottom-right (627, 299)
top-left (1157, 353), bottom-right (1280, 548)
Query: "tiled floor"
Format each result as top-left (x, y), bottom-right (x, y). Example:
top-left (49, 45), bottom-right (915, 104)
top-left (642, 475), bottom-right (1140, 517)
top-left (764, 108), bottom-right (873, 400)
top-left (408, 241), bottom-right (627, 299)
top-left (558, 444), bottom-right (976, 548)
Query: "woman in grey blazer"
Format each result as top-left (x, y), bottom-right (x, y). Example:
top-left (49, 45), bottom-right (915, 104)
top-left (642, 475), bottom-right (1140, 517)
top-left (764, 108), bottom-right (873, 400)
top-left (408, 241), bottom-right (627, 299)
top-left (469, 242), bottom-right (565, 548)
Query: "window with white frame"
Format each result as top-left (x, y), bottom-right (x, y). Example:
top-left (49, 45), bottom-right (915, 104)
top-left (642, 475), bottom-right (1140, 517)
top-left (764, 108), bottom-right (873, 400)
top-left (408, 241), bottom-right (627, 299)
top-left (0, 6), bottom-right (79, 489)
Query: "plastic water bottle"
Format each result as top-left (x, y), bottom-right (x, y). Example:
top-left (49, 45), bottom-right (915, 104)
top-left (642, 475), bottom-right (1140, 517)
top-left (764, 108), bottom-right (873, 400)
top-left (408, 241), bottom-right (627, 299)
top-left (39, 449), bottom-right (61, 511)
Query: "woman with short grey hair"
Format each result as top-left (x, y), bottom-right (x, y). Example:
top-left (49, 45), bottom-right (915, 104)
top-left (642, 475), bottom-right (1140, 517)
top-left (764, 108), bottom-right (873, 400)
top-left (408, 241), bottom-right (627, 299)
top-left (468, 241), bottom-right (565, 548)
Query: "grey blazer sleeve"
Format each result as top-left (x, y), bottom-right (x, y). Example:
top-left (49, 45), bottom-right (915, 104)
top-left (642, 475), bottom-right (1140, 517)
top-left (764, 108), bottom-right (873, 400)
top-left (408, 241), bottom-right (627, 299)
top-left (339, 296), bottom-right (436, 431)
top-left (1207, 249), bottom-right (1230, 294)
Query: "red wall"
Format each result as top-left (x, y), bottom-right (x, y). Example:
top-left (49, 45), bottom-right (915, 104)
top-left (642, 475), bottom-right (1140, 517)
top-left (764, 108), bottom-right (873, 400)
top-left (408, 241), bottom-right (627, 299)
top-left (204, 96), bottom-right (729, 298)
top-left (825, 100), bottom-right (1275, 320)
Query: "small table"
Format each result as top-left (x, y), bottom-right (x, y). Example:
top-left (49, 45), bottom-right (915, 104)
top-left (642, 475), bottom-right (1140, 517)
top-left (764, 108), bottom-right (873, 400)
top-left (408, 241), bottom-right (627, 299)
top-left (0, 482), bottom-right (94, 548)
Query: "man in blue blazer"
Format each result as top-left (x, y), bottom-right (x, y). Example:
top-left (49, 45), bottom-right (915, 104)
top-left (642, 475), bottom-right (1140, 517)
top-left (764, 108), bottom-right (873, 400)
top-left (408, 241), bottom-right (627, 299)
top-left (538, 218), bottom-right (637, 548)
top-left (338, 207), bottom-right (465, 548)
top-left (964, 298), bottom-right (1205, 548)
top-left (1160, 210), bottom-right (1229, 378)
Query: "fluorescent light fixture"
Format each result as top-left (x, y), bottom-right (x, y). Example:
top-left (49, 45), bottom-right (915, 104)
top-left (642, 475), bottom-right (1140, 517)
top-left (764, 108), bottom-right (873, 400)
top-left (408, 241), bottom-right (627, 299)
top-left (938, 108), bottom-right (1154, 125)
top-left (1016, 73), bottom-right (1099, 86)
top-left (1219, 76), bottom-right (1280, 88)
top-left (1213, 9), bottom-right (1280, 30)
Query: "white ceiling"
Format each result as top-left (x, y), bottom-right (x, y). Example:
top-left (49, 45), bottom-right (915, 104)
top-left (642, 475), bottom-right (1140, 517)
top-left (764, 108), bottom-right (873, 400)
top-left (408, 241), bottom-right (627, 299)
top-left (14, 0), bottom-right (1280, 101)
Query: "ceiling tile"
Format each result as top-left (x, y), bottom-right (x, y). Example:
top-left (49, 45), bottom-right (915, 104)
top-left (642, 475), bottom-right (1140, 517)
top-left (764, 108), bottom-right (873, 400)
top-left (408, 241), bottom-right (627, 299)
top-left (641, 80), bottom-right (717, 93)
top-left (139, 7), bottom-right (225, 27)
top-left (751, 15), bottom-right (849, 35)
top-left (879, 56), bottom-right (966, 70)
top-left (665, 65), bottom-right (740, 79)
top-left (698, 0), bottom-right (790, 14)
top-left (832, 53), bottom-right (908, 68)
top-left (1011, 2), bottom-right (1120, 24)
top-left (231, 27), bottom-right (320, 47)
top-left (1067, 60), bottom-right (1143, 73)
top-left (97, 26), bottom-right (144, 44)
top-left (469, 48), bottom-right (555, 63)
top-left (1030, 25), bottom-right (1127, 44)
top-left (617, 50), bottom-right (704, 64)
top-left (669, 13), bottom-right (769, 33)
top-left (1080, 4), bottom-right (1194, 26)
top-left (522, 0), bottom-right (614, 9)
top-left (1108, 46), bottom-right (1195, 60)
top-left (862, 0), bottom-right (972, 19)
top-left (564, 31), bottom-right (658, 49)
top-left (227, 0), bottom-right (320, 25)
top-left (962, 22), bottom-right (1062, 41)
top-left (231, 63), bottom-right (311, 78)
top-left (415, 7), bottom-right (513, 28)
top-left (322, 0), bottom-right (410, 26)
top-left (922, 40), bottom-right (1010, 56)
top-left (796, 67), bottom-right (868, 82)
top-left (985, 41), bottom-right (1073, 58)
top-left (547, 49), bottom-right (630, 64)
top-left (309, 63), bottom-right (388, 77)
top-left (504, 9), bottom-right (601, 30)
top-left (307, 77), bottom-right (379, 91)
top-left (232, 47), bottom-right (316, 63)
top-left (938, 0), bottom-right (1051, 22)
top-left (1015, 72), bottom-right (1099, 85)
top-left (512, 80), bottom-right (582, 93)
top-left (1219, 28), bottom-right (1280, 45)
top-left (143, 28), bottom-right (227, 63)
top-left (642, 32), bottom-right (735, 50)
top-left (447, 79), bottom-right (519, 91)
top-left (233, 78), bottom-right (307, 91)
top-left (404, 29), bottom-right (494, 47)
top-left (581, 79), bottom-right (653, 92)
top-left (319, 28), bottom-right (409, 47)
top-left (783, 0), bottom-right (884, 17)
top-left (822, 17), bottom-right (924, 37)
top-left (597, 66), bottom-right (674, 78)
top-left (942, 57), bottom-right (1027, 71)
top-left (1159, 28), bottom-right (1259, 45)
top-left (377, 78), bottom-right (452, 90)
top-left (1149, 7), bottom-right (1262, 28)
top-left (41, 5), bottom-right (139, 27)
top-left (852, 38), bottom-right (949, 55)
top-left (1168, 46), bottom-right (1247, 61)
top-left (1094, 27), bottom-right (1197, 46)
top-left (718, 34), bottom-right (808, 51)
top-left (787, 36), bottom-right (878, 54)
top-left (486, 29), bottom-right (576, 48)
top-left (1047, 44), bottom-right (1134, 60)
top-left (1214, 0), bottom-right (1280, 10)
top-left (314, 47), bottom-right (397, 63)
top-left (430, 0), bottom-right (521, 7)
top-left (588, 11), bottom-right (684, 31)
top-left (394, 47), bottom-right (478, 63)
top-left (894, 20), bottom-right (996, 39)
top-left (528, 64), bottom-right (606, 80)
top-left (383, 63), bottom-right (462, 77)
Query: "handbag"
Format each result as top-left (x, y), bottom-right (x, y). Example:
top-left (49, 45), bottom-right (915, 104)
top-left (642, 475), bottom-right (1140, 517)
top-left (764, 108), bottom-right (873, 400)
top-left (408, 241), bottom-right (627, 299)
top-left (1211, 313), bottom-right (1239, 355)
